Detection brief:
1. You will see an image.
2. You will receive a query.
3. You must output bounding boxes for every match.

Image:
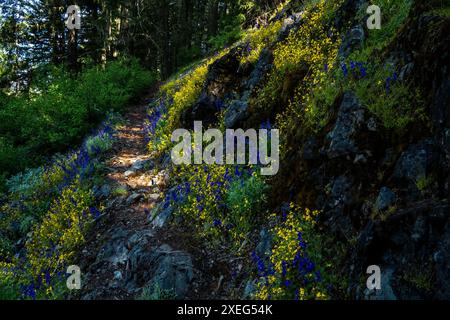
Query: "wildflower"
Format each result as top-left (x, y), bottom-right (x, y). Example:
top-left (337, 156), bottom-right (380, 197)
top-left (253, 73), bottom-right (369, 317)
top-left (257, 259), bottom-right (265, 274)
top-left (21, 283), bottom-right (36, 300)
top-left (280, 202), bottom-right (290, 221)
top-left (223, 168), bottom-right (231, 182)
top-left (305, 259), bottom-right (315, 273)
top-left (357, 62), bottom-right (367, 78)
top-left (171, 191), bottom-right (178, 203)
top-left (297, 232), bottom-right (307, 249)
top-left (315, 270), bottom-right (322, 282)
top-left (215, 99), bottom-right (225, 111)
top-left (294, 289), bottom-right (300, 301)
top-left (260, 119), bottom-right (272, 130)
top-left (281, 261), bottom-right (288, 277)
top-left (392, 72), bottom-right (398, 81)
top-left (386, 77), bottom-right (391, 94)
top-left (45, 270), bottom-right (51, 285)
top-left (89, 207), bottom-right (101, 220)
top-left (386, 72), bottom-right (399, 94)
top-left (163, 199), bottom-right (170, 209)
top-left (341, 63), bottom-right (348, 77)
top-left (184, 182), bottom-right (191, 193)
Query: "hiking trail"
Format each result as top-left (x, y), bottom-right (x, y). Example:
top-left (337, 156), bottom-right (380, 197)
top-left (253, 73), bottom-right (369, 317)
top-left (76, 90), bottom-right (233, 300)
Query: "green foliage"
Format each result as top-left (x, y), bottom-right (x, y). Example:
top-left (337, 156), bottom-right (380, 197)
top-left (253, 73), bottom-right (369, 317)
top-left (302, 69), bottom-right (341, 131)
top-left (0, 58), bottom-right (154, 176)
top-left (1, 160), bottom-right (78, 252)
top-left (226, 175), bottom-right (268, 234)
top-left (356, 0), bottom-right (413, 55)
top-left (352, 65), bottom-right (427, 131)
top-left (169, 164), bottom-right (268, 245)
top-left (5, 167), bottom-right (45, 197)
top-left (239, 19), bottom-right (283, 64)
top-left (428, 7), bottom-right (450, 18)
top-left (0, 263), bottom-right (21, 300)
top-left (255, 206), bottom-right (328, 300)
top-left (139, 283), bottom-right (177, 300)
top-left (0, 236), bottom-right (14, 261)
top-left (0, 179), bottom-right (97, 299)
top-left (251, 0), bottom-right (341, 151)
top-left (77, 58), bottom-right (155, 116)
top-left (416, 175), bottom-right (434, 192)
top-left (0, 137), bottom-right (26, 176)
top-left (149, 51), bottom-right (229, 156)
top-left (0, 166), bottom-right (56, 259)
top-left (208, 14), bottom-right (245, 52)
top-left (111, 186), bottom-right (129, 197)
top-left (85, 132), bottom-right (113, 156)
top-left (254, 204), bottom-right (349, 300)
top-left (27, 181), bottom-right (95, 278)
top-left (0, 116), bottom-right (113, 299)
top-left (402, 265), bottom-right (434, 292)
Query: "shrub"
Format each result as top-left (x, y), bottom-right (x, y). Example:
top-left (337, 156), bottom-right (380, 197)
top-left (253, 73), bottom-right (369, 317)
top-left (253, 205), bottom-right (328, 300)
top-left (356, 0), bottom-right (413, 55)
top-left (5, 167), bottom-right (45, 197)
top-left (0, 137), bottom-right (26, 177)
top-left (85, 131), bottom-right (113, 156)
top-left (251, 0), bottom-right (342, 149)
top-left (0, 117), bottom-right (113, 299)
top-left (0, 57), bottom-right (154, 176)
top-left (149, 50), bottom-right (229, 157)
top-left (226, 175), bottom-right (268, 234)
top-left (208, 14), bottom-right (245, 52)
top-left (239, 19), bottom-right (283, 65)
top-left (0, 262), bottom-right (21, 300)
top-left (139, 283), bottom-right (177, 300)
top-left (26, 180), bottom-right (96, 293)
top-left (349, 63), bottom-right (427, 131)
top-left (166, 164), bottom-right (264, 244)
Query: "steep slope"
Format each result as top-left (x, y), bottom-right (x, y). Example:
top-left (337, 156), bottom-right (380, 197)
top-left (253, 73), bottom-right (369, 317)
top-left (1, 0), bottom-right (448, 301)
top-left (141, 0), bottom-right (450, 300)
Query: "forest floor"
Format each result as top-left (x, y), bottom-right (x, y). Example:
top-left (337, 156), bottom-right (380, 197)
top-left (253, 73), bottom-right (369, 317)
top-left (73, 89), bottom-right (237, 300)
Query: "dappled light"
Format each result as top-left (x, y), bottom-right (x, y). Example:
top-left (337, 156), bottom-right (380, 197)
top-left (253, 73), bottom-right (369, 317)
top-left (1, 0), bottom-right (449, 306)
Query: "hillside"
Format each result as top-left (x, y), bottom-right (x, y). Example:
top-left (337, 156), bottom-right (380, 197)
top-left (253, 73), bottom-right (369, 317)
top-left (1, 0), bottom-right (450, 301)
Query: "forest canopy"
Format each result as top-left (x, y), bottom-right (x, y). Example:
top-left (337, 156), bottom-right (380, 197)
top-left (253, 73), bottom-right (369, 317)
top-left (0, 0), bottom-right (283, 179)
top-left (0, 0), bottom-right (283, 86)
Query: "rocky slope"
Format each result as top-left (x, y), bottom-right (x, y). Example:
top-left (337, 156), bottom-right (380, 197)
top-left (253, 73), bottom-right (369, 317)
top-left (143, 0), bottom-right (449, 299)
top-left (59, 0), bottom-right (450, 300)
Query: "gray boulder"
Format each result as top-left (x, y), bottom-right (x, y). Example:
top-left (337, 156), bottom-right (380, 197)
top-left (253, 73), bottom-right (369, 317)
top-left (131, 158), bottom-right (154, 172)
top-left (224, 100), bottom-right (248, 128)
top-left (255, 228), bottom-right (273, 258)
top-left (149, 203), bottom-right (174, 229)
top-left (375, 187), bottom-right (397, 212)
top-left (365, 267), bottom-right (398, 300)
top-left (339, 25), bottom-right (365, 59)
top-left (327, 91), bottom-right (365, 159)
top-left (127, 244), bottom-right (193, 299)
top-left (93, 184), bottom-right (111, 199)
top-left (393, 139), bottom-right (433, 183)
top-left (244, 48), bottom-right (273, 94)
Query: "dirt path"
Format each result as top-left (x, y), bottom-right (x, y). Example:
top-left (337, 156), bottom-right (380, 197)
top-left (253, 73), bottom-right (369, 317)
top-left (75, 89), bottom-right (164, 299)
top-left (74, 89), bottom-right (233, 300)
